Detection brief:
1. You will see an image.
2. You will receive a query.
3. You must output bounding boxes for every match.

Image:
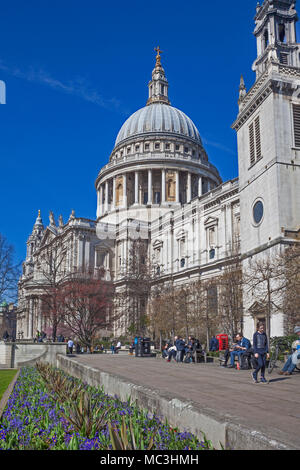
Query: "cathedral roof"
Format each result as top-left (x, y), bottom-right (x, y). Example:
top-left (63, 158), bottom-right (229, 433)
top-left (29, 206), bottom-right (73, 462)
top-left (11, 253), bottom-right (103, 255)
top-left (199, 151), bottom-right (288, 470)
top-left (114, 47), bottom-right (202, 148)
top-left (114, 103), bottom-right (202, 147)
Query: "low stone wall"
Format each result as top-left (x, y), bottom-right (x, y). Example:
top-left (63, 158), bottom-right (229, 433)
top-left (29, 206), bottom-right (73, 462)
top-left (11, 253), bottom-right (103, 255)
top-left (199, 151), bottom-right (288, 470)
top-left (56, 355), bottom-right (293, 451)
top-left (0, 342), bottom-right (13, 368)
top-left (0, 342), bottom-right (67, 368)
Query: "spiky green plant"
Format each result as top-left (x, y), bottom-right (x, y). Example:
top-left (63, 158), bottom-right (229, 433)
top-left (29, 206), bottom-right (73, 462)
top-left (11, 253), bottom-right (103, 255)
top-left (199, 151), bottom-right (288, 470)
top-left (61, 390), bottom-right (108, 438)
top-left (109, 416), bottom-right (157, 450)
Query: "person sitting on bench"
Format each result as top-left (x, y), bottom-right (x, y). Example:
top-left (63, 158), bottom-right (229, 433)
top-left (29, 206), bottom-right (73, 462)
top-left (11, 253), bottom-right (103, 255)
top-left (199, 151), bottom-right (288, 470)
top-left (222, 334), bottom-right (251, 368)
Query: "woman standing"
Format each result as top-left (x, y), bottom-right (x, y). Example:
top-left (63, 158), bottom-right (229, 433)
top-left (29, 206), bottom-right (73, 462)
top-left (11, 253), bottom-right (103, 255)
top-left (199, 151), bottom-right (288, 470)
top-left (252, 322), bottom-right (269, 383)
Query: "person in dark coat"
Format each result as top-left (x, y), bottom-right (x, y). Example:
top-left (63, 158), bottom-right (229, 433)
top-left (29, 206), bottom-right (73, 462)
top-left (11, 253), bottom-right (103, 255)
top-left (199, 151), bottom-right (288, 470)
top-left (175, 336), bottom-right (186, 362)
top-left (252, 322), bottom-right (269, 383)
top-left (209, 335), bottom-right (219, 351)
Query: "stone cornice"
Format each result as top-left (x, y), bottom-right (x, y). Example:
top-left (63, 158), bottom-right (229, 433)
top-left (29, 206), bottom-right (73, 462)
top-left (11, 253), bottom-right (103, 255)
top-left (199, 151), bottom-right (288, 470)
top-left (232, 75), bottom-right (272, 131)
top-left (232, 64), bottom-right (300, 131)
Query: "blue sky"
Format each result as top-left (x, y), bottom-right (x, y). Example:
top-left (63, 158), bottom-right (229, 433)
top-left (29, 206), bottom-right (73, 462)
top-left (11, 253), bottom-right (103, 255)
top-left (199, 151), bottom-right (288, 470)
top-left (0, 0), bottom-right (297, 264)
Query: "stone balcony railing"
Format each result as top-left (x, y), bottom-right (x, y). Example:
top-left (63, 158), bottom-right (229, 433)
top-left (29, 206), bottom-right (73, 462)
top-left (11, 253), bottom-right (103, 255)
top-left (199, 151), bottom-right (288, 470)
top-left (97, 151), bottom-right (220, 180)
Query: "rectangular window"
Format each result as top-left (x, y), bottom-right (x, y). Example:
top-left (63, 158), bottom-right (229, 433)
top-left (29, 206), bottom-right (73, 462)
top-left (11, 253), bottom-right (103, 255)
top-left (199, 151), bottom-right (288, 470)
top-left (254, 116), bottom-right (262, 160)
top-left (280, 53), bottom-right (288, 65)
top-left (249, 116), bottom-right (262, 166)
top-left (293, 104), bottom-right (300, 147)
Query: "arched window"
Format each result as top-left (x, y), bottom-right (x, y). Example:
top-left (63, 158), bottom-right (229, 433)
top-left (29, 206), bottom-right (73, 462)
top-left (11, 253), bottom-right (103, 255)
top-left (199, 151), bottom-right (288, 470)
top-left (116, 183), bottom-right (123, 206)
top-left (264, 30), bottom-right (269, 49)
top-left (279, 23), bottom-right (286, 43)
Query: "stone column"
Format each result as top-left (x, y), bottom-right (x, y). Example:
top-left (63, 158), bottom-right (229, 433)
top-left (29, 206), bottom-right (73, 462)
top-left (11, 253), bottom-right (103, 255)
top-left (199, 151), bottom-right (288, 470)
top-left (104, 180), bottom-right (109, 213)
top-left (187, 172), bottom-right (192, 203)
top-left (28, 298), bottom-right (33, 339)
top-left (123, 174), bottom-right (127, 208)
top-left (134, 171), bottom-right (139, 205)
top-left (100, 185), bottom-right (104, 216)
top-left (161, 169), bottom-right (166, 203)
top-left (112, 177), bottom-right (116, 209)
top-left (96, 189), bottom-right (101, 218)
top-left (148, 169), bottom-right (152, 204)
top-left (198, 175), bottom-right (202, 197)
top-left (175, 171), bottom-right (180, 203)
top-left (38, 298), bottom-right (42, 332)
top-left (85, 236), bottom-right (90, 269)
top-left (207, 179), bottom-right (211, 192)
top-left (78, 235), bottom-right (85, 270)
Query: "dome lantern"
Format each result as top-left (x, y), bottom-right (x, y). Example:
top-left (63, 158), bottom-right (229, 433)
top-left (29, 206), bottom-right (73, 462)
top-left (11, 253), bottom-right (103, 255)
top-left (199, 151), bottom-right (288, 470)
top-left (146, 46), bottom-right (170, 106)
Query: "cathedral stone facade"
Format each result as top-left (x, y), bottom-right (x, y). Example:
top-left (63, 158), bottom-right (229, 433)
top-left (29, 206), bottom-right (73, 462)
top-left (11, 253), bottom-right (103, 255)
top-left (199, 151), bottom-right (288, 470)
top-left (18, 0), bottom-right (300, 340)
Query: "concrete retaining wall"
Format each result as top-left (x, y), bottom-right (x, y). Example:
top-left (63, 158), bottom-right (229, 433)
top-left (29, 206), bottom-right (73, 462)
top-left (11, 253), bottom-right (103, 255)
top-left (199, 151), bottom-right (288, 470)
top-left (0, 342), bottom-right (12, 368)
top-left (57, 355), bottom-right (293, 451)
top-left (0, 342), bottom-right (67, 368)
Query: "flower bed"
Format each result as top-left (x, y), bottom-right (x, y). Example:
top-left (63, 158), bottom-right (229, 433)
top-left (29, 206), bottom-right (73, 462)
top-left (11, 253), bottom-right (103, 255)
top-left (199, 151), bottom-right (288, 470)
top-left (0, 366), bottom-right (214, 450)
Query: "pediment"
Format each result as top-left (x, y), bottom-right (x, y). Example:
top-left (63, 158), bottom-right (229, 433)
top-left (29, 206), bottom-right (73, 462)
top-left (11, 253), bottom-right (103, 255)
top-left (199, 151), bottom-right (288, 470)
top-left (39, 226), bottom-right (58, 247)
top-left (204, 216), bottom-right (219, 227)
top-left (248, 301), bottom-right (266, 314)
top-left (153, 239), bottom-right (163, 249)
top-left (175, 229), bottom-right (186, 240)
top-left (94, 240), bottom-right (113, 253)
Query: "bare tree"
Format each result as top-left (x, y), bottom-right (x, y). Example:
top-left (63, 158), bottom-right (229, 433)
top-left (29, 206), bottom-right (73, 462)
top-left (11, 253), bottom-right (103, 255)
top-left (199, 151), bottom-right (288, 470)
top-left (0, 233), bottom-right (20, 303)
top-left (59, 272), bottom-right (114, 350)
top-left (188, 278), bottom-right (219, 348)
top-left (189, 279), bottom-right (209, 343)
top-left (276, 243), bottom-right (300, 332)
top-left (121, 239), bottom-right (152, 336)
top-left (35, 236), bottom-right (71, 341)
top-left (175, 286), bottom-right (191, 339)
top-left (243, 253), bottom-right (284, 339)
top-left (218, 245), bottom-right (243, 339)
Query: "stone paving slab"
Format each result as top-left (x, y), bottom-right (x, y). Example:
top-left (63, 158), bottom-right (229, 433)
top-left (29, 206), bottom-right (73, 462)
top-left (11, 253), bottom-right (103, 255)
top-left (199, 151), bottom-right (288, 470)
top-left (71, 354), bottom-right (300, 449)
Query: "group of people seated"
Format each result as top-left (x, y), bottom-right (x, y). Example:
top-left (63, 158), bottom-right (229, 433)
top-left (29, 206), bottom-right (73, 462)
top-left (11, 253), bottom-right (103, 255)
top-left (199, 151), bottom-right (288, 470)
top-left (162, 336), bottom-right (203, 363)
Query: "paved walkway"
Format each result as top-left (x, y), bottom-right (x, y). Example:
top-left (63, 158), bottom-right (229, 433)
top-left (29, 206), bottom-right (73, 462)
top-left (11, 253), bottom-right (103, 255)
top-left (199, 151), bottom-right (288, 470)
top-left (72, 354), bottom-right (300, 449)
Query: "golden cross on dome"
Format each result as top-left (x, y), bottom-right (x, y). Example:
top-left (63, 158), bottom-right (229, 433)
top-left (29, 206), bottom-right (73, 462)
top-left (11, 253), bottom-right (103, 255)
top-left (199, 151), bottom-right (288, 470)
top-left (154, 46), bottom-right (163, 66)
top-left (154, 46), bottom-right (163, 56)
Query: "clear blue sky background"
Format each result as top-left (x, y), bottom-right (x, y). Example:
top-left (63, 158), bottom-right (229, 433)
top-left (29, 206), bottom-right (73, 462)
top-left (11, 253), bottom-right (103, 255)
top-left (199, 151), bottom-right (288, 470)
top-left (0, 0), bottom-right (298, 264)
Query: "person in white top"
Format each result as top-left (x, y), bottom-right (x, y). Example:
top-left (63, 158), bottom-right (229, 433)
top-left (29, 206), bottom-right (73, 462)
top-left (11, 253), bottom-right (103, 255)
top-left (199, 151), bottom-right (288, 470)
top-left (67, 339), bottom-right (74, 354)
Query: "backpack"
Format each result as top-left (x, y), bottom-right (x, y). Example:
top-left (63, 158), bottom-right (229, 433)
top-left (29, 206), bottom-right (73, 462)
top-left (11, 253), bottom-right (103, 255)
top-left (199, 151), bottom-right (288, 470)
top-left (240, 353), bottom-right (251, 370)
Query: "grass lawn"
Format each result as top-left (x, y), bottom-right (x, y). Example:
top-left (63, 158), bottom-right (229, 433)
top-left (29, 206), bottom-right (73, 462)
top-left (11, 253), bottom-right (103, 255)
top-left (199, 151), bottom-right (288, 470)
top-left (0, 370), bottom-right (18, 401)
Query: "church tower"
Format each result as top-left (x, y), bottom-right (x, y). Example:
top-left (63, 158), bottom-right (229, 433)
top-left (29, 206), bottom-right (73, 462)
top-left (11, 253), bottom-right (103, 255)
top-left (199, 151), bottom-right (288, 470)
top-left (24, 210), bottom-right (44, 275)
top-left (232, 0), bottom-right (300, 337)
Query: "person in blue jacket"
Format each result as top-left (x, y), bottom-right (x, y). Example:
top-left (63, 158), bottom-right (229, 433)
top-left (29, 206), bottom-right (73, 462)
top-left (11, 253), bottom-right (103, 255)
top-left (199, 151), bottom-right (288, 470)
top-left (278, 326), bottom-right (300, 375)
top-left (227, 333), bottom-right (251, 368)
top-left (252, 322), bottom-right (269, 383)
top-left (209, 335), bottom-right (219, 352)
top-left (175, 336), bottom-right (186, 362)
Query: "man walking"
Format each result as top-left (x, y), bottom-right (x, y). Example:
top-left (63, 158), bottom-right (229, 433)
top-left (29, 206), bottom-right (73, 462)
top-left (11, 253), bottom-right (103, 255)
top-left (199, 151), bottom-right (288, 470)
top-left (67, 338), bottom-right (74, 354)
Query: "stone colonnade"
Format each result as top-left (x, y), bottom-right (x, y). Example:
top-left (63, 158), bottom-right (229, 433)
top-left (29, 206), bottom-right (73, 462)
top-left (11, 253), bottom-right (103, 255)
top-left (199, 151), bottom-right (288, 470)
top-left (23, 297), bottom-right (44, 339)
top-left (97, 169), bottom-right (214, 217)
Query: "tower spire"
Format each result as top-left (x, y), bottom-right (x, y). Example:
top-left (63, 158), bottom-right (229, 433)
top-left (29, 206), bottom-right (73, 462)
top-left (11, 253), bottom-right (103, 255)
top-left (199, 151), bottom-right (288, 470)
top-left (147, 46), bottom-right (170, 106)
